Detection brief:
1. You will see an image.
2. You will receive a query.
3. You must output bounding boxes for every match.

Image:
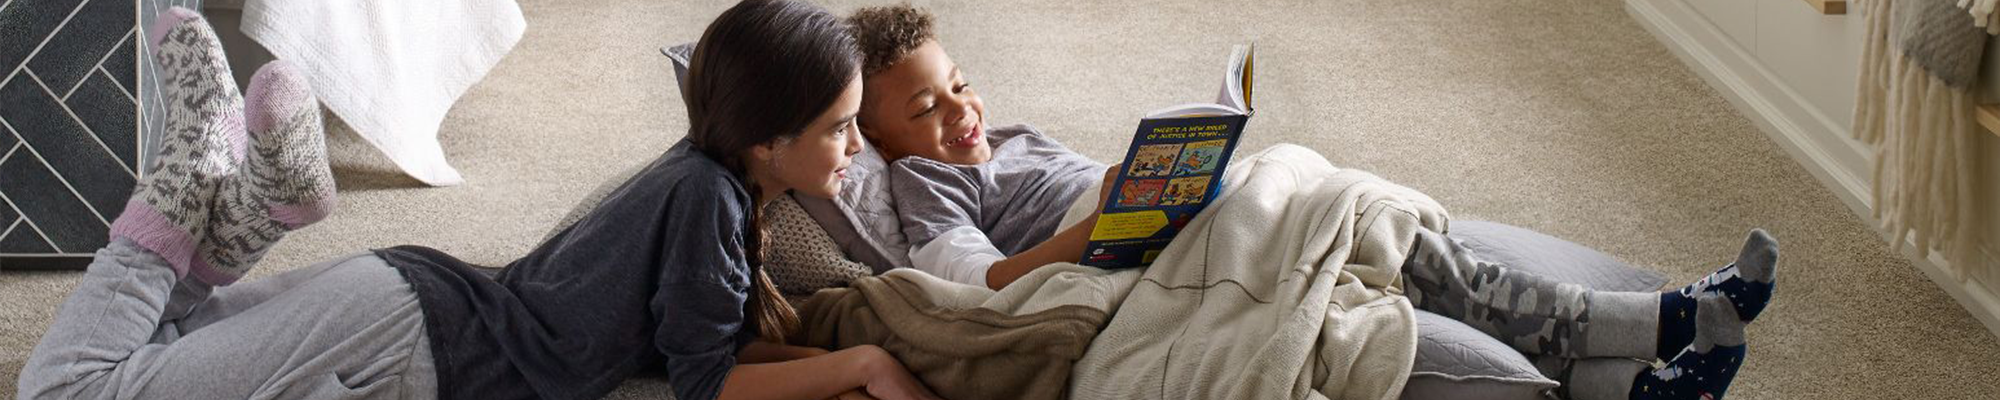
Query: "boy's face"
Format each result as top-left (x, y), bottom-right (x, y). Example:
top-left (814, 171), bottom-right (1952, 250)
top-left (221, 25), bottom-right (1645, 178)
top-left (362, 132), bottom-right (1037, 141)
top-left (858, 40), bottom-right (991, 165)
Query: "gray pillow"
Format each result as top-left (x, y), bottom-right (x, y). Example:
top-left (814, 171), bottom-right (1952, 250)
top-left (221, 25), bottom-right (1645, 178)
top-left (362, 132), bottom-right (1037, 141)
top-left (1405, 311), bottom-right (1560, 400)
top-left (1448, 221), bottom-right (1670, 292)
top-left (1402, 221), bottom-right (1669, 400)
top-left (663, 42), bottom-right (907, 273)
top-left (662, 43), bottom-right (694, 98)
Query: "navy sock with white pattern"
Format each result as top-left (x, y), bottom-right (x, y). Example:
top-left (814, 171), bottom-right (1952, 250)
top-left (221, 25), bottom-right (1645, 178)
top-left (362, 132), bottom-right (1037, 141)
top-left (1657, 229), bottom-right (1776, 360)
top-left (1633, 294), bottom-right (1748, 400)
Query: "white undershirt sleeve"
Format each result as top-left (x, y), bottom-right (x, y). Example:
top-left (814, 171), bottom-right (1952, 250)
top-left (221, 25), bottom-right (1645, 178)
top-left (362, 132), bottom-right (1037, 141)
top-left (907, 226), bottom-right (1006, 288)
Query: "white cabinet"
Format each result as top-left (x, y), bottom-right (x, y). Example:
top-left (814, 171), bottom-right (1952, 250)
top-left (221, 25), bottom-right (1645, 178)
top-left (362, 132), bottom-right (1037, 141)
top-left (1687, 0), bottom-right (1758, 51)
top-left (1752, 0), bottom-right (1867, 132)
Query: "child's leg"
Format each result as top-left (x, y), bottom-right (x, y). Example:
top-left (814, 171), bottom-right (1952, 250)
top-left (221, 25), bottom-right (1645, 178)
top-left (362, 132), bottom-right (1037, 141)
top-left (1401, 228), bottom-right (1657, 359)
top-left (114, 4), bottom-right (332, 343)
top-left (1546, 358), bottom-right (1650, 400)
top-left (1654, 230), bottom-right (1776, 360)
top-left (1628, 295), bottom-right (1748, 400)
top-left (1554, 295), bottom-right (1749, 400)
top-left (1401, 228), bottom-right (1777, 361)
top-left (113, 6), bottom-right (244, 281)
top-left (18, 240), bottom-right (184, 398)
top-left (19, 243), bottom-right (434, 400)
top-left (17, 7), bottom-right (390, 399)
top-left (195, 59), bottom-right (334, 286)
top-left (160, 252), bottom-right (382, 340)
top-left (133, 6), bottom-right (333, 288)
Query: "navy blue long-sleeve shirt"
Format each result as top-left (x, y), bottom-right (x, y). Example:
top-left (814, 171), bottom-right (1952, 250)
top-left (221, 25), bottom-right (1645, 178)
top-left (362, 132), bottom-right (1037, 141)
top-left (377, 140), bottom-right (761, 400)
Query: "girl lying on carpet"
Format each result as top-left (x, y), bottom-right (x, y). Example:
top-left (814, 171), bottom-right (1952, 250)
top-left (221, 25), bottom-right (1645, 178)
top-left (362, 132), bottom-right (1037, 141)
top-left (17, 1), bottom-right (940, 400)
top-left (838, 4), bottom-right (1779, 399)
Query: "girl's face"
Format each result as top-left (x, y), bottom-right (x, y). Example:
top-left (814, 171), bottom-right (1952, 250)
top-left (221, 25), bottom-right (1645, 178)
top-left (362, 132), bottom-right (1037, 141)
top-left (858, 40), bottom-right (991, 165)
top-left (750, 74), bottom-right (865, 201)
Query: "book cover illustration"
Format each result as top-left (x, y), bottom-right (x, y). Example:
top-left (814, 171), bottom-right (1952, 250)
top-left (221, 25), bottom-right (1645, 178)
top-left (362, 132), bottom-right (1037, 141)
top-left (1159, 176), bottom-right (1212, 206)
top-left (1116, 179), bottom-right (1168, 207)
top-left (1172, 139), bottom-right (1226, 176)
top-left (1081, 43), bottom-right (1253, 269)
top-left (1128, 144), bottom-right (1184, 178)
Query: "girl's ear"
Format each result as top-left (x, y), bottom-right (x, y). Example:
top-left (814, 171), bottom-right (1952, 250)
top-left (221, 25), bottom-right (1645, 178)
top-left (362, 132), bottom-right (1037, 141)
top-left (748, 141), bottom-right (779, 166)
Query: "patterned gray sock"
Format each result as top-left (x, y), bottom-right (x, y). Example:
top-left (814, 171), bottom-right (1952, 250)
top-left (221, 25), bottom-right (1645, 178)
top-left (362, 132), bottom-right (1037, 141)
top-left (109, 7), bottom-right (244, 278)
top-left (192, 61), bottom-right (336, 286)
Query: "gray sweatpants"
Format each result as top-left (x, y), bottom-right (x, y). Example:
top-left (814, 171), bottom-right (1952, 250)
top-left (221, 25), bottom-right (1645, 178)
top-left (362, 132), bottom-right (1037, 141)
top-left (1401, 229), bottom-right (1656, 400)
top-left (17, 238), bottom-right (436, 400)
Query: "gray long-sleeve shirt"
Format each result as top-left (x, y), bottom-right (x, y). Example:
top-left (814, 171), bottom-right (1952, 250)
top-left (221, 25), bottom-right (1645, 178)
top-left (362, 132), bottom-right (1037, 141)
top-left (378, 140), bottom-right (760, 400)
top-left (889, 124), bottom-right (1108, 259)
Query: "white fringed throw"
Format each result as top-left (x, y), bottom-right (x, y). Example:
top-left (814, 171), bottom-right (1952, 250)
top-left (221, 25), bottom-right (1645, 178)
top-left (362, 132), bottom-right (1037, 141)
top-left (1854, 0), bottom-right (1984, 277)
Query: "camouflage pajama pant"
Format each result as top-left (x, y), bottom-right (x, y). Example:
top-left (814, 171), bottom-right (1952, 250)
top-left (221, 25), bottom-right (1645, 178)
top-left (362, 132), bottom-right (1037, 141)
top-left (1400, 228), bottom-right (1658, 360)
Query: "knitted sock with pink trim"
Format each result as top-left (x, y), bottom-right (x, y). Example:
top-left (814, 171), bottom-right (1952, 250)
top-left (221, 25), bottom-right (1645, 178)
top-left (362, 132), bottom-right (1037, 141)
top-left (193, 60), bottom-right (336, 286)
top-left (109, 7), bottom-right (245, 277)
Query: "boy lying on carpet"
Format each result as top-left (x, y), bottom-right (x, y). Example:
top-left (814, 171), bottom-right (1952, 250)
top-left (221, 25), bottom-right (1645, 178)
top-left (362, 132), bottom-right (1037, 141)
top-left (830, 4), bottom-right (1780, 399)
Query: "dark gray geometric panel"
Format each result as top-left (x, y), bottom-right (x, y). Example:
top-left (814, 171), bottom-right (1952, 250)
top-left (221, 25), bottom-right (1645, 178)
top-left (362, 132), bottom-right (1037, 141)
top-left (5, 0), bottom-right (139, 267)
top-left (0, 0), bottom-right (88, 81)
top-left (30, 0), bottom-right (136, 96)
top-left (1, 201), bottom-right (17, 226)
top-left (2, 122), bottom-right (16, 151)
top-left (0, 222), bottom-right (59, 253)
top-left (0, 153), bottom-right (110, 253)
top-left (5, 256), bottom-right (94, 270)
top-left (0, 73), bottom-right (137, 225)
top-left (104, 30), bottom-right (138, 93)
top-left (70, 68), bottom-right (140, 172)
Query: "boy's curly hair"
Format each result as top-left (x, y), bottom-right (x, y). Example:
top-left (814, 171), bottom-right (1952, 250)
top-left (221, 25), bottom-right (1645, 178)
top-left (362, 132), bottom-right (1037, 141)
top-left (846, 4), bottom-right (936, 76)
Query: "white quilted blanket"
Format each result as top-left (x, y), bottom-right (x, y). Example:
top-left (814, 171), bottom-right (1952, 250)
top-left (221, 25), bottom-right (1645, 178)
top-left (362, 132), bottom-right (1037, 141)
top-left (1065, 144), bottom-right (1447, 400)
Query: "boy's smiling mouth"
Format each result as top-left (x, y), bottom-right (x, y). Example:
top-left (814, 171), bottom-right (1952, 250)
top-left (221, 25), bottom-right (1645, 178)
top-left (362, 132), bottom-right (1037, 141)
top-left (946, 122), bottom-right (983, 148)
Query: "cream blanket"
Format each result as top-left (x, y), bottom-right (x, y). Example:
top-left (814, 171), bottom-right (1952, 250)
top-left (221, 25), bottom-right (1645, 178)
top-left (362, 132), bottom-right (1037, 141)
top-left (1854, 0), bottom-right (1985, 276)
top-left (801, 144), bottom-right (1446, 400)
top-left (1067, 144), bottom-right (1445, 400)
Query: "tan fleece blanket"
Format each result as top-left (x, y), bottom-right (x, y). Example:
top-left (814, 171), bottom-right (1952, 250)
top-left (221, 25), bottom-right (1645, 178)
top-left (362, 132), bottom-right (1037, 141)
top-left (799, 264), bottom-right (1143, 400)
top-left (800, 144), bottom-right (1446, 400)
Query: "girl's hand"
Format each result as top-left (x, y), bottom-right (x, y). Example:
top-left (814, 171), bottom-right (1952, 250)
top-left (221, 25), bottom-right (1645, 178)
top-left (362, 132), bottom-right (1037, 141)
top-left (857, 345), bottom-right (946, 400)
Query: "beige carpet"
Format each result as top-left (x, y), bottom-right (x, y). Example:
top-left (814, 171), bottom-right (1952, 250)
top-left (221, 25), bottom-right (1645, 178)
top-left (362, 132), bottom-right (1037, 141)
top-left (7, 0), bottom-right (1998, 398)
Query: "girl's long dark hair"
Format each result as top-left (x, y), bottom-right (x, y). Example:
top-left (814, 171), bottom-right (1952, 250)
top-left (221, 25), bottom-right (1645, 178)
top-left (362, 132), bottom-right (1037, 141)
top-left (683, 0), bottom-right (859, 344)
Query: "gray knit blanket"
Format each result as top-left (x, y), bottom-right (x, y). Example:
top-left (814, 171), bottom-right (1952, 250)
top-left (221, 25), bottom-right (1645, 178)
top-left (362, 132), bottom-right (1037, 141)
top-left (1892, 0), bottom-right (1991, 88)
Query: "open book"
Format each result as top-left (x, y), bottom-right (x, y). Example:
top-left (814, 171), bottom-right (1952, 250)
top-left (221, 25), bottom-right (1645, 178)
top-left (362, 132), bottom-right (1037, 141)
top-left (1081, 44), bottom-right (1255, 269)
